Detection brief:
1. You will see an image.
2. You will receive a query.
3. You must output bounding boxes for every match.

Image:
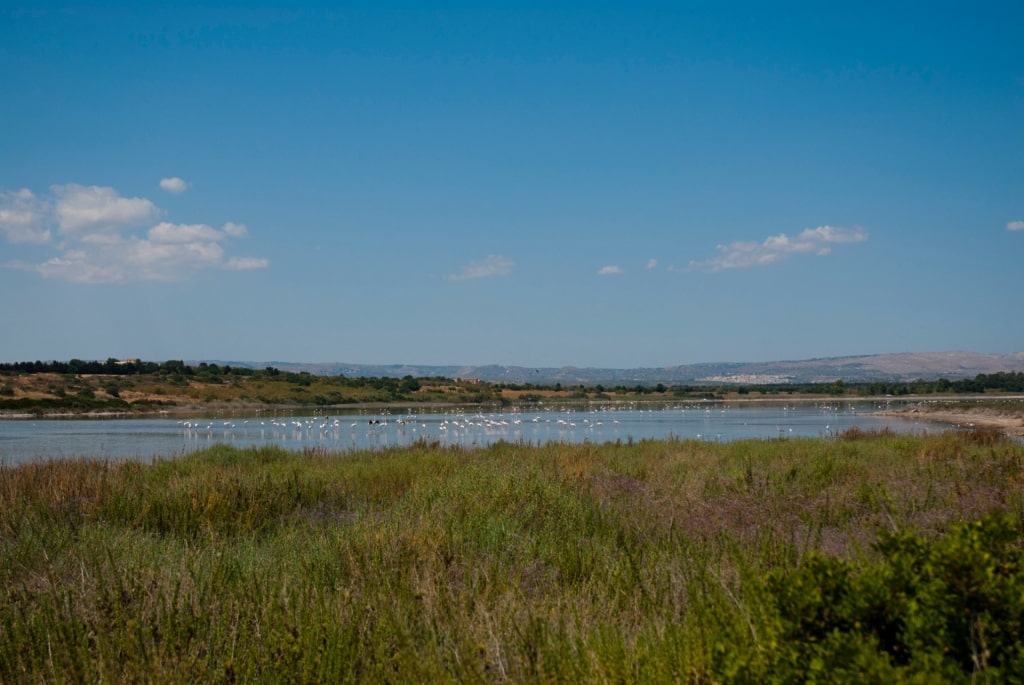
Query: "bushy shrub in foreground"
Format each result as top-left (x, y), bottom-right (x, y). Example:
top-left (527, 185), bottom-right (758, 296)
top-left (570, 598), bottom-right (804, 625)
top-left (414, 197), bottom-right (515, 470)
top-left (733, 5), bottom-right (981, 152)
top-left (718, 513), bottom-right (1024, 683)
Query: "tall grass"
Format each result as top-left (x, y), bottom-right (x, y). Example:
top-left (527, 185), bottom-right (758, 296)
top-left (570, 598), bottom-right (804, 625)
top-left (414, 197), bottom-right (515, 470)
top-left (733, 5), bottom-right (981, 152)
top-left (2, 432), bottom-right (1022, 682)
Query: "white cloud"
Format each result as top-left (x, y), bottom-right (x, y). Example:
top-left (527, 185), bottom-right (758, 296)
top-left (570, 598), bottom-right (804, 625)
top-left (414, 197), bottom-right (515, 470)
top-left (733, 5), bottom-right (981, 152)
top-left (689, 225), bottom-right (868, 272)
top-left (598, 265), bottom-right (623, 275)
top-left (223, 221), bottom-right (247, 237)
top-left (36, 252), bottom-right (125, 284)
top-left (124, 238), bottom-right (225, 270)
top-left (0, 188), bottom-right (51, 244)
top-left (0, 182), bottom-right (268, 283)
top-left (1007, 220), bottom-right (1024, 231)
top-left (446, 254), bottom-right (515, 281)
top-left (646, 259), bottom-right (657, 270)
top-left (159, 177), bottom-right (190, 194)
top-left (148, 222), bottom-right (226, 243)
top-left (52, 184), bottom-right (159, 235)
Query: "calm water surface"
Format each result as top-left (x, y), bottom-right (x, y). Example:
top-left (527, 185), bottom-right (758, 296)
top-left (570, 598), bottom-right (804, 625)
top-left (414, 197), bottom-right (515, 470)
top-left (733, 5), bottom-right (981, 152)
top-left (0, 401), bottom-right (949, 464)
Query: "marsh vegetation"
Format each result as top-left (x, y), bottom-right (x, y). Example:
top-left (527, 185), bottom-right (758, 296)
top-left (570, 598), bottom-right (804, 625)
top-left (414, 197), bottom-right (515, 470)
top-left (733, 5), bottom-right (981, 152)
top-left (3, 429), bottom-right (1023, 681)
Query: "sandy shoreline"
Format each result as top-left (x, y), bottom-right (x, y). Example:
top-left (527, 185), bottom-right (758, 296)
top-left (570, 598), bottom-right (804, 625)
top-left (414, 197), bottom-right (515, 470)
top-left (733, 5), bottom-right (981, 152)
top-left (876, 406), bottom-right (1024, 438)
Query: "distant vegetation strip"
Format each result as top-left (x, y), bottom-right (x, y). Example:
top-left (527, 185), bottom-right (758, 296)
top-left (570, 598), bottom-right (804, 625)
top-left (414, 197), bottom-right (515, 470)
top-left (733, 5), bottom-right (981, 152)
top-left (1, 358), bottom-right (1023, 414)
top-left (2, 431), bottom-right (1023, 681)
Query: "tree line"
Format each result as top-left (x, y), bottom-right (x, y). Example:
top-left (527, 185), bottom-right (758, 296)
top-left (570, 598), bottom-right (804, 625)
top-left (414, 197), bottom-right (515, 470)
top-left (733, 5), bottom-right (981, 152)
top-left (0, 359), bottom-right (430, 393)
top-left (2, 360), bottom-right (1022, 396)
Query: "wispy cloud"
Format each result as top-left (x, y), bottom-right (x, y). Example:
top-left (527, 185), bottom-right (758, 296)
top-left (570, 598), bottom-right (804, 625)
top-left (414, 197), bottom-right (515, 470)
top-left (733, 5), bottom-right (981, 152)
top-left (446, 254), bottom-right (515, 281)
top-left (0, 182), bottom-right (268, 283)
top-left (646, 258), bottom-right (657, 270)
top-left (689, 225), bottom-right (868, 272)
top-left (225, 256), bottom-right (270, 270)
top-left (148, 222), bottom-right (226, 243)
top-left (159, 177), bottom-right (190, 194)
top-left (597, 265), bottom-right (623, 275)
top-left (0, 189), bottom-right (51, 244)
top-left (1007, 220), bottom-right (1024, 231)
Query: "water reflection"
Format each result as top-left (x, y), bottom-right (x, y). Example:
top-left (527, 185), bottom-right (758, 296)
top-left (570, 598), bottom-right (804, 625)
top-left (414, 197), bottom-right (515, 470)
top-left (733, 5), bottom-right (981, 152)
top-left (0, 401), bottom-right (948, 464)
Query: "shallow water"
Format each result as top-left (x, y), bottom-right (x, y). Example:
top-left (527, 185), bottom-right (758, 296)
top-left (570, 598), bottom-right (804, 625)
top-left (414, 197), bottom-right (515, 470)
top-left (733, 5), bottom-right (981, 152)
top-left (0, 400), bottom-right (951, 464)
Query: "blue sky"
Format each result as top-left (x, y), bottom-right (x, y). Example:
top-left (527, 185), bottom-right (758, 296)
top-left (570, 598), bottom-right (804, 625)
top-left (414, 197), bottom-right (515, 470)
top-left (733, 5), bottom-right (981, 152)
top-left (2, 2), bottom-right (1022, 368)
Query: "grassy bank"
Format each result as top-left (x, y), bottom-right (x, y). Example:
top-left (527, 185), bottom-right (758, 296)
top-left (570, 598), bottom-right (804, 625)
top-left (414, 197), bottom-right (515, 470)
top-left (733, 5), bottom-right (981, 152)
top-left (2, 431), bottom-right (1023, 682)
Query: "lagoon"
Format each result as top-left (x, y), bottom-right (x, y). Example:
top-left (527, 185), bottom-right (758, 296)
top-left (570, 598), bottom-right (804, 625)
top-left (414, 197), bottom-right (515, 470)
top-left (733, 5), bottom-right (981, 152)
top-left (0, 400), bottom-right (949, 464)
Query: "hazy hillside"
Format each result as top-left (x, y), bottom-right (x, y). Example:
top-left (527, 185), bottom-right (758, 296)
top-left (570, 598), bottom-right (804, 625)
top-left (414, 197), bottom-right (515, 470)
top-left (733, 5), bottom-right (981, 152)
top-left (208, 351), bottom-right (1024, 385)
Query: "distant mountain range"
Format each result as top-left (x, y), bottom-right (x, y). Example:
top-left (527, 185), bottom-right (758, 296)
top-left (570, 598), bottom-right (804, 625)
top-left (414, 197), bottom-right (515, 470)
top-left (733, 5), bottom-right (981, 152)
top-left (204, 351), bottom-right (1024, 386)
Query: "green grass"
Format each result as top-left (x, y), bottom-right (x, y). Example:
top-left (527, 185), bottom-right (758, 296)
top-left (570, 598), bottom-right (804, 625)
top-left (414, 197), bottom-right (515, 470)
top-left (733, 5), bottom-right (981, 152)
top-left (2, 431), bottom-right (1023, 682)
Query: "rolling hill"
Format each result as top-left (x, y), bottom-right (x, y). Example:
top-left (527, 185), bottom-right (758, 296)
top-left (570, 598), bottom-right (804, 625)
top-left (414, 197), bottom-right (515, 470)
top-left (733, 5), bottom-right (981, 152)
top-left (207, 351), bottom-right (1024, 386)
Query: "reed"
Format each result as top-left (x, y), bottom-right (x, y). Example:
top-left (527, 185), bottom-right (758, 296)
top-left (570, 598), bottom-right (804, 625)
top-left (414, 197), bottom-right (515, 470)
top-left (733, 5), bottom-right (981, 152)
top-left (2, 432), bottom-right (1022, 682)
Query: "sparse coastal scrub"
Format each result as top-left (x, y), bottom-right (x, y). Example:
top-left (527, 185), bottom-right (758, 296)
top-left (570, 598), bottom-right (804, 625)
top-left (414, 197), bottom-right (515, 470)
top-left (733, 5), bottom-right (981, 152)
top-left (2, 430), bottom-right (1023, 682)
top-left (3, 362), bottom-right (1023, 417)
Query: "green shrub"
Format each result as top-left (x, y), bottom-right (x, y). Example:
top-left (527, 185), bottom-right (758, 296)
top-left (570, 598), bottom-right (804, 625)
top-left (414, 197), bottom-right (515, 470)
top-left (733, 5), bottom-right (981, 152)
top-left (719, 513), bottom-right (1024, 683)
